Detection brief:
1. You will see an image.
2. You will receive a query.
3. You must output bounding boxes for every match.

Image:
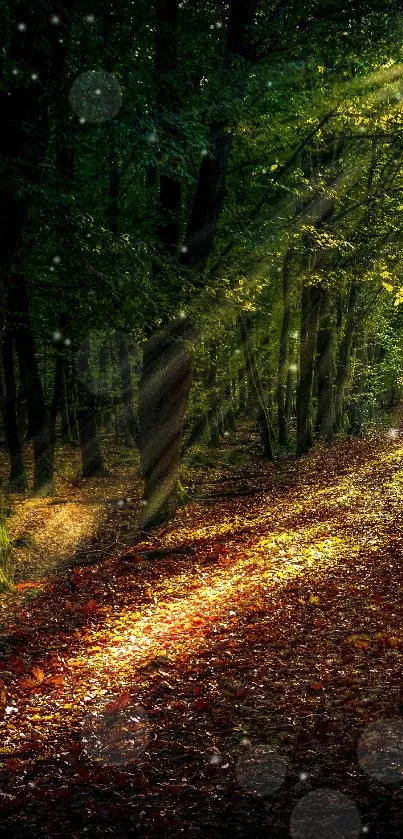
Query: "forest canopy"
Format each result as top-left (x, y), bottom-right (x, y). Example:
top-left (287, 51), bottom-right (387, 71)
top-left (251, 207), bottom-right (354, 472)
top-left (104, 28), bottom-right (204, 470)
top-left (1, 0), bottom-right (403, 542)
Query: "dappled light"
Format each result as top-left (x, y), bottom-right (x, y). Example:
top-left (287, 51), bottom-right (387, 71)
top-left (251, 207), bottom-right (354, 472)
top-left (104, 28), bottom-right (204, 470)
top-left (4, 2), bottom-right (403, 836)
top-left (2, 430), bottom-right (403, 834)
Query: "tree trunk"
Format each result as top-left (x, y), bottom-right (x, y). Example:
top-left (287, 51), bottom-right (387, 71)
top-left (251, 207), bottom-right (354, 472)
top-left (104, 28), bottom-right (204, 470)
top-left (296, 284), bottom-right (321, 457)
top-left (60, 365), bottom-right (72, 443)
top-left (75, 340), bottom-right (106, 478)
top-left (277, 249), bottom-right (292, 446)
top-left (238, 313), bottom-right (274, 460)
top-left (347, 336), bottom-right (367, 435)
top-left (109, 336), bottom-right (122, 443)
top-left (238, 366), bottom-right (248, 414)
top-left (9, 275), bottom-right (53, 493)
top-left (64, 356), bottom-right (79, 444)
top-left (16, 383), bottom-right (27, 443)
top-left (138, 0), bottom-right (187, 530)
top-left (50, 348), bottom-right (65, 450)
top-left (138, 319), bottom-right (192, 530)
top-left (334, 283), bottom-right (359, 433)
top-left (138, 0), bottom-right (259, 529)
top-left (2, 332), bottom-right (25, 490)
top-left (115, 331), bottom-right (138, 447)
top-left (98, 338), bottom-right (111, 433)
top-left (315, 287), bottom-right (334, 442)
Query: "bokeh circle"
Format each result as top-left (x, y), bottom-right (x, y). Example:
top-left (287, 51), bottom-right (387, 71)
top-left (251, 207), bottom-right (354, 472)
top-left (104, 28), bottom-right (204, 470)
top-left (357, 717), bottom-right (403, 784)
top-left (82, 696), bottom-right (150, 766)
top-left (69, 69), bottom-right (122, 123)
top-left (290, 789), bottom-right (361, 839)
top-left (235, 744), bottom-right (287, 797)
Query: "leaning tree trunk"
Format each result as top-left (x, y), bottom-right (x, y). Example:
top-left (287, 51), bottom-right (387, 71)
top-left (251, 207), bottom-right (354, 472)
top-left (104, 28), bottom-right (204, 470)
top-left (296, 284), bottom-right (321, 457)
top-left (138, 319), bottom-right (192, 530)
top-left (1, 331), bottom-right (26, 490)
top-left (315, 287), bottom-right (334, 442)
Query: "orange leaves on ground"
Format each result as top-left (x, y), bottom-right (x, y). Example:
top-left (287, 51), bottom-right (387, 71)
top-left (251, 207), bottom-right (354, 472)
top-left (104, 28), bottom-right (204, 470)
top-left (1, 423), bottom-right (403, 835)
top-left (104, 691), bottom-right (131, 714)
top-left (31, 666), bottom-right (45, 683)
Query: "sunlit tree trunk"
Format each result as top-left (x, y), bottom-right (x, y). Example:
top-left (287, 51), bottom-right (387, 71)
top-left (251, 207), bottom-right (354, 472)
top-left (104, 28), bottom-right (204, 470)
top-left (138, 319), bottom-right (192, 528)
top-left (138, 0), bottom-right (260, 529)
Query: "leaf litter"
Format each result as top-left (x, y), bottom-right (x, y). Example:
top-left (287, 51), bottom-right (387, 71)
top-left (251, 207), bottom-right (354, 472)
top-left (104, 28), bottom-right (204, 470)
top-left (1, 428), bottom-right (403, 835)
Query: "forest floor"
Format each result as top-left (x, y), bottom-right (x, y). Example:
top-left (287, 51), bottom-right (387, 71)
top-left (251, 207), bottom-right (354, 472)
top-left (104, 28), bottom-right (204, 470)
top-left (1, 416), bottom-right (403, 836)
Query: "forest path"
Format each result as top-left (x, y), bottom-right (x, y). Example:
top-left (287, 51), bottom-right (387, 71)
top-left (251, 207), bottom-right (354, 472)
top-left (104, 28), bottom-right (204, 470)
top-left (1, 421), bottom-right (403, 836)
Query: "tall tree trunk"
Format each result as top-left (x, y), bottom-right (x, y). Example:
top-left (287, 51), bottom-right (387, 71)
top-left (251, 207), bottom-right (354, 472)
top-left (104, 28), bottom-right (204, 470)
top-left (285, 334), bottom-right (298, 419)
top-left (296, 284), bottom-right (321, 456)
top-left (239, 313), bottom-right (274, 460)
top-left (334, 283), bottom-right (359, 433)
top-left (315, 287), bottom-right (334, 442)
top-left (75, 340), bottom-right (106, 478)
top-left (9, 275), bottom-right (53, 493)
top-left (2, 332), bottom-right (25, 490)
top-left (64, 356), bottom-right (79, 444)
top-left (98, 338), bottom-right (111, 434)
top-left (16, 383), bottom-right (27, 443)
top-left (0, 5), bottom-right (70, 301)
top-left (50, 348), bottom-right (65, 450)
top-left (277, 249), bottom-right (292, 446)
top-left (138, 319), bottom-right (192, 529)
top-left (206, 343), bottom-right (221, 447)
top-left (60, 364), bottom-right (72, 443)
top-left (138, 0), bottom-right (184, 529)
top-left (347, 334), bottom-right (367, 435)
top-left (115, 331), bottom-right (138, 447)
top-left (109, 336), bottom-right (121, 443)
top-left (238, 366), bottom-right (248, 414)
top-left (138, 0), bottom-right (259, 529)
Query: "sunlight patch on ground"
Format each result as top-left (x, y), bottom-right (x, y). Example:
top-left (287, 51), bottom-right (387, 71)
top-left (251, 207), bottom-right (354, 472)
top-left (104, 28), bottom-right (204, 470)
top-left (7, 499), bottom-right (104, 578)
top-left (1, 436), bottom-right (403, 759)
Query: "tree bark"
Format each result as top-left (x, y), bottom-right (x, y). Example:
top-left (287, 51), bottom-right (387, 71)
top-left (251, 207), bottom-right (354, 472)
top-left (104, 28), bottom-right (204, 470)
top-left (1, 332), bottom-right (25, 490)
top-left (138, 319), bottom-right (192, 529)
top-left (239, 313), bottom-right (274, 460)
top-left (315, 287), bottom-right (334, 442)
top-left (75, 340), bottom-right (106, 478)
top-left (115, 331), bottom-right (138, 447)
top-left (334, 282), bottom-right (359, 433)
top-left (8, 275), bottom-right (53, 493)
top-left (50, 348), bottom-right (65, 450)
top-left (138, 0), bottom-right (260, 529)
top-left (277, 249), bottom-right (292, 446)
top-left (296, 284), bottom-right (321, 456)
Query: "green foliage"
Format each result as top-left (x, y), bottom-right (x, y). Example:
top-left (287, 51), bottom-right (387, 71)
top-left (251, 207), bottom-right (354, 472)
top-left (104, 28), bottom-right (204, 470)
top-left (0, 519), bottom-right (13, 593)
